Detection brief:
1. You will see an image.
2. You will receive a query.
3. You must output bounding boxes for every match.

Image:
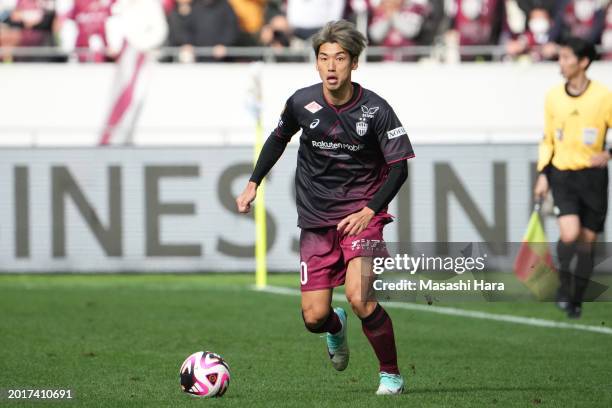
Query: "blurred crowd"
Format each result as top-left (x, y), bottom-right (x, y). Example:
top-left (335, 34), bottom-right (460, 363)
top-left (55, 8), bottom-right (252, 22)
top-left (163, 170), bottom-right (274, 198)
top-left (0, 0), bottom-right (611, 62)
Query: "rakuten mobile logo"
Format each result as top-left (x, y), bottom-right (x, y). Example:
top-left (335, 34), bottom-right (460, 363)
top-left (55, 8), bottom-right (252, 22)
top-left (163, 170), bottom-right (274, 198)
top-left (311, 140), bottom-right (364, 152)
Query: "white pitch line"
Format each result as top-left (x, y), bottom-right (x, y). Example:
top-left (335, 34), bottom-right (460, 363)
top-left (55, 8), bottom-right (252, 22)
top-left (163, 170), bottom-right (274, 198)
top-left (253, 285), bottom-right (612, 336)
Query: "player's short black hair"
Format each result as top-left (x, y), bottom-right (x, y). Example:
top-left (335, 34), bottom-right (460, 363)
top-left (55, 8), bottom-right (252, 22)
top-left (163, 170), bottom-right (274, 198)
top-left (312, 20), bottom-right (367, 61)
top-left (559, 37), bottom-right (598, 69)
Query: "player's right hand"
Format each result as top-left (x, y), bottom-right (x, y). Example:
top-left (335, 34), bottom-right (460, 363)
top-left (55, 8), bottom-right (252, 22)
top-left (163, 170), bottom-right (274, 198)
top-left (533, 173), bottom-right (549, 201)
top-left (236, 182), bottom-right (258, 213)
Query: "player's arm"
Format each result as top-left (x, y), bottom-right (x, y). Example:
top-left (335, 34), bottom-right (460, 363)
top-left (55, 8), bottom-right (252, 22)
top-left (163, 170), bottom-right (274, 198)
top-left (337, 161), bottom-right (408, 236)
top-left (534, 94), bottom-right (555, 200)
top-left (338, 102), bottom-right (414, 236)
top-left (236, 99), bottom-right (299, 213)
top-left (366, 160), bottom-right (408, 213)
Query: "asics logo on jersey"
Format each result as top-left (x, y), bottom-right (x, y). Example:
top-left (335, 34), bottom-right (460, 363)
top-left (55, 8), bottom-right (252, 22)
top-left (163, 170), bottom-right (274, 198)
top-left (310, 119), bottom-right (320, 129)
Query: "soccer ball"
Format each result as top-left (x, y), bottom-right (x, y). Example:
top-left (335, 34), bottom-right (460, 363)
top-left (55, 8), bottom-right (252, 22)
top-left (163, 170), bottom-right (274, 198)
top-left (179, 351), bottom-right (230, 398)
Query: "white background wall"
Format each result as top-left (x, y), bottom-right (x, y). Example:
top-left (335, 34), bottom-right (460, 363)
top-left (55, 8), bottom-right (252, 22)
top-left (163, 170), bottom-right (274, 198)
top-left (1, 62), bottom-right (610, 146)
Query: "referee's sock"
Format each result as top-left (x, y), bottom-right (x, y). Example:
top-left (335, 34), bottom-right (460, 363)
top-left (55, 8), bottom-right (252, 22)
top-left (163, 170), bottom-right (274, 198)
top-left (557, 240), bottom-right (576, 299)
top-left (361, 303), bottom-right (399, 375)
top-left (573, 242), bottom-right (594, 305)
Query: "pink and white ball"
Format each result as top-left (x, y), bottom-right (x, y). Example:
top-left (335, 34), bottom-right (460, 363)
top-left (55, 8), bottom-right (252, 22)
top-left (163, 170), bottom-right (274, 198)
top-left (179, 351), bottom-right (230, 398)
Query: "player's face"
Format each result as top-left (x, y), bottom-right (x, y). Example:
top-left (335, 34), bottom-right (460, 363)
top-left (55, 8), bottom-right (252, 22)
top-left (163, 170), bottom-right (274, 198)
top-left (316, 42), bottom-right (358, 92)
top-left (558, 47), bottom-right (587, 80)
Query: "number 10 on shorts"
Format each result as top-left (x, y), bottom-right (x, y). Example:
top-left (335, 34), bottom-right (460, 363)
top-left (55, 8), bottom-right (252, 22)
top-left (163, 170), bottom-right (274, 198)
top-left (300, 262), bottom-right (308, 285)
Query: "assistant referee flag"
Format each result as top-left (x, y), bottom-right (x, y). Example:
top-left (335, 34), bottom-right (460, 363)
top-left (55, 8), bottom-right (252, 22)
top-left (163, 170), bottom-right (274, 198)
top-left (514, 206), bottom-right (558, 300)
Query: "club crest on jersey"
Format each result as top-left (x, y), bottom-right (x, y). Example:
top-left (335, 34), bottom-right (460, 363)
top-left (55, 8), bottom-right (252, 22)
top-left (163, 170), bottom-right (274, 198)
top-left (361, 105), bottom-right (379, 119)
top-left (356, 121), bottom-right (368, 136)
top-left (305, 101), bottom-right (323, 114)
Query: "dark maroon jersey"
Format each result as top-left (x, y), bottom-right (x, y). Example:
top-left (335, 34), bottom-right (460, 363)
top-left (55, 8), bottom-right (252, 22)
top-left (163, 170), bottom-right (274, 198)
top-left (273, 82), bottom-right (415, 229)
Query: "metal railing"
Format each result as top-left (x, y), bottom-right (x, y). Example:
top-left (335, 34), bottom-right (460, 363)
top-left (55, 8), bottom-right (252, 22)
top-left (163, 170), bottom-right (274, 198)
top-left (4, 44), bottom-right (609, 63)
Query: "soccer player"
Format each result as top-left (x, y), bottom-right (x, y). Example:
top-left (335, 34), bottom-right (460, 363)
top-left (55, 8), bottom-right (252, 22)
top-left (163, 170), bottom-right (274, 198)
top-left (534, 36), bottom-right (612, 318)
top-left (236, 20), bottom-right (414, 395)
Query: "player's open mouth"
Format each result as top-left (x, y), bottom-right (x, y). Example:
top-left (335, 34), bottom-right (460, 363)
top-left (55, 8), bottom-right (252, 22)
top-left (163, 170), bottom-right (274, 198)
top-left (327, 76), bottom-right (338, 85)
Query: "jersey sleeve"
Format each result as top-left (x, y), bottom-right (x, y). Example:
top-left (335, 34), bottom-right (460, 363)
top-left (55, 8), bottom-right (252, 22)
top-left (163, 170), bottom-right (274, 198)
top-left (249, 95), bottom-right (300, 185)
top-left (272, 95), bottom-right (301, 142)
top-left (537, 92), bottom-right (555, 172)
top-left (374, 101), bottom-right (415, 164)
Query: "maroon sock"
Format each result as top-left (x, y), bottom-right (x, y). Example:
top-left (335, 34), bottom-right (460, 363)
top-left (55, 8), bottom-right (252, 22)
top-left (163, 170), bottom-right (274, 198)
top-left (302, 309), bottom-right (342, 334)
top-left (361, 304), bottom-right (399, 374)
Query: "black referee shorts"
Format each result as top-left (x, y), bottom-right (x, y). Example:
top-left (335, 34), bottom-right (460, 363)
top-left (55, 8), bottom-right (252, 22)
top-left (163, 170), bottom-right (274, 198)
top-left (549, 166), bottom-right (609, 233)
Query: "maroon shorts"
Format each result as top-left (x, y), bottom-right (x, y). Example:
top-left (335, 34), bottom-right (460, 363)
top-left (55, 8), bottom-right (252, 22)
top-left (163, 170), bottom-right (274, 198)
top-left (299, 213), bottom-right (393, 292)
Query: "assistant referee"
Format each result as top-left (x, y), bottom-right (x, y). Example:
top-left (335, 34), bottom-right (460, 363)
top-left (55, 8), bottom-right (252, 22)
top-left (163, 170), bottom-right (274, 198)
top-left (534, 37), bottom-right (612, 318)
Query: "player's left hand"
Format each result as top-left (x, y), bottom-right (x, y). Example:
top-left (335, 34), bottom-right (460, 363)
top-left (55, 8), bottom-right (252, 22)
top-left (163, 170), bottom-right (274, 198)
top-left (590, 151), bottom-right (610, 168)
top-left (337, 207), bottom-right (375, 236)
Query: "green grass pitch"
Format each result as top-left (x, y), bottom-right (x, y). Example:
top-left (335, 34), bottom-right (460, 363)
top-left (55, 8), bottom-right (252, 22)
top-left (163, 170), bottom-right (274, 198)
top-left (1, 274), bottom-right (611, 407)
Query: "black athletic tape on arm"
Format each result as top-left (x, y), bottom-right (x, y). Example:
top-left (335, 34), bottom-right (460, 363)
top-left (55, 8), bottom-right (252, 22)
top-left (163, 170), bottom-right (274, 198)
top-left (249, 136), bottom-right (289, 185)
top-left (366, 160), bottom-right (408, 214)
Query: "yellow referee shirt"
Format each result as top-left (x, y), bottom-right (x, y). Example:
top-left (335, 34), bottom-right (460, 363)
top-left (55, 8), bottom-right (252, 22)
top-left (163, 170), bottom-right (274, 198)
top-left (537, 80), bottom-right (612, 172)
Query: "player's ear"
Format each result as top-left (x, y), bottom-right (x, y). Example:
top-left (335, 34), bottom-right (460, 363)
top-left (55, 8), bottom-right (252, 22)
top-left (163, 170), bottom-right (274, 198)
top-left (578, 56), bottom-right (590, 71)
top-left (351, 56), bottom-right (359, 71)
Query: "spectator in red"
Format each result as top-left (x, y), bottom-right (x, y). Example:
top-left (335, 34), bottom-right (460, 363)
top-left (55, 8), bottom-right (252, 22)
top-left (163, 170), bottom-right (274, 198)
top-left (602, 3), bottom-right (612, 60)
top-left (368, 0), bottom-right (432, 61)
top-left (160, 0), bottom-right (174, 13)
top-left (446, 0), bottom-right (505, 60)
top-left (0, 0), bottom-right (54, 61)
top-left (549, 0), bottom-right (606, 46)
top-left (502, 0), bottom-right (527, 40)
top-left (54, 0), bottom-right (116, 62)
top-left (167, 0), bottom-right (239, 62)
top-left (505, 5), bottom-right (557, 61)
